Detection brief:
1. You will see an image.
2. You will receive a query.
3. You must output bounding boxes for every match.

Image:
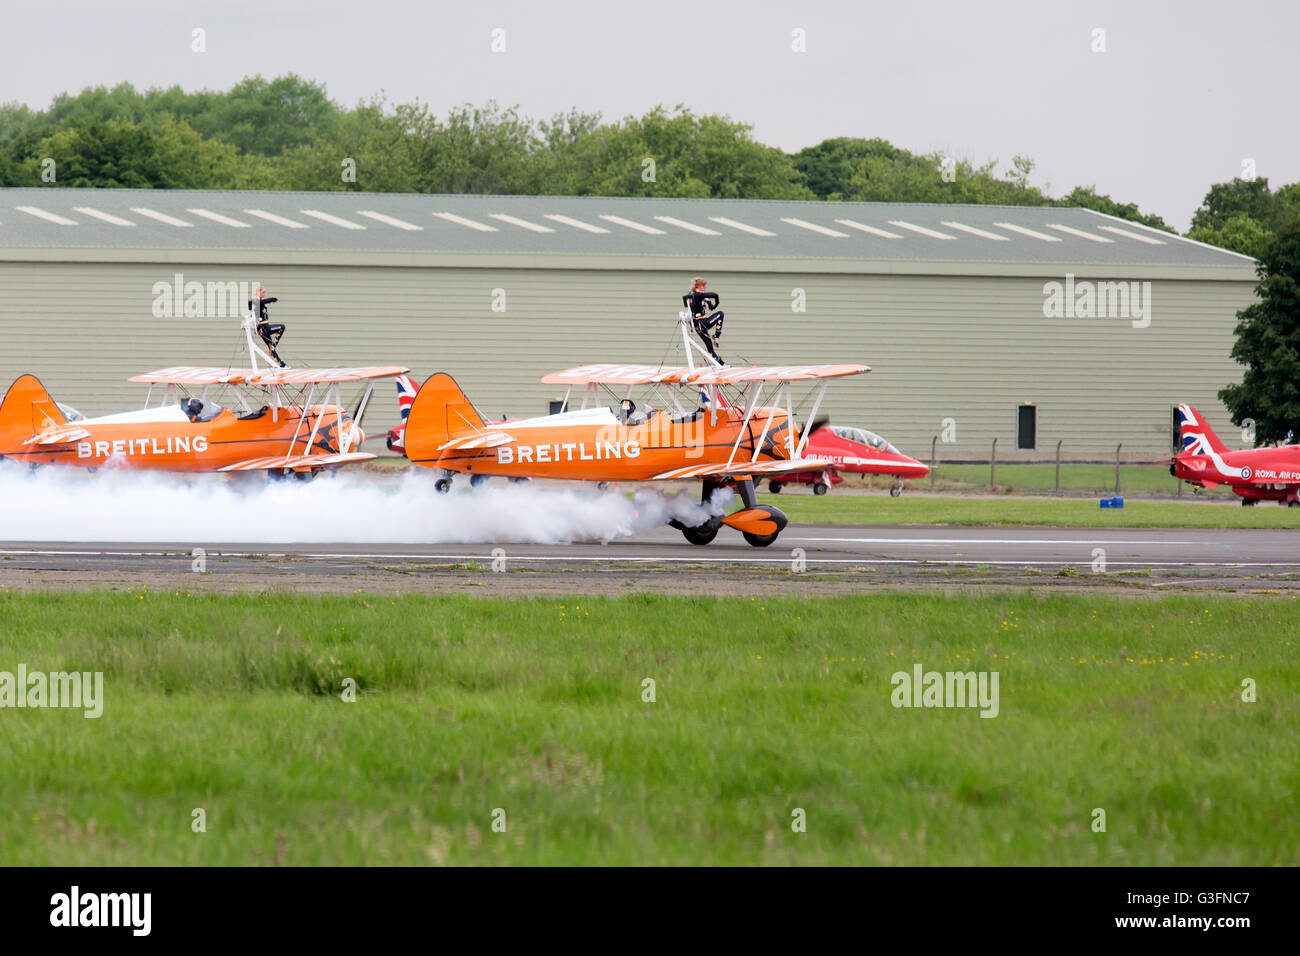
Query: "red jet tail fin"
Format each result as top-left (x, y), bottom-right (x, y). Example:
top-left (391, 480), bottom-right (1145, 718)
top-left (1176, 404), bottom-right (1229, 456)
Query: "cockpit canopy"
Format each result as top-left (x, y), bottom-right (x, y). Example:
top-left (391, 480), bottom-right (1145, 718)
top-left (181, 398), bottom-right (224, 423)
top-left (830, 425), bottom-right (898, 454)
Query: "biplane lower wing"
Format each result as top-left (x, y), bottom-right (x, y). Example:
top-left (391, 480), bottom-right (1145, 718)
top-left (218, 452), bottom-right (376, 472)
top-left (650, 457), bottom-right (836, 481)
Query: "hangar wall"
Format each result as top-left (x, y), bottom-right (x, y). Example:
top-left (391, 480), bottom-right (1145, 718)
top-left (0, 259), bottom-right (1255, 459)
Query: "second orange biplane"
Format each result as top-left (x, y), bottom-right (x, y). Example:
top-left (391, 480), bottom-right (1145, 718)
top-left (0, 313), bottom-right (407, 478)
top-left (403, 359), bottom-right (869, 547)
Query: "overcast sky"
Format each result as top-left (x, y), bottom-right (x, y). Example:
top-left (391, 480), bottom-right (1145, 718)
top-left (4, 0), bottom-right (1296, 231)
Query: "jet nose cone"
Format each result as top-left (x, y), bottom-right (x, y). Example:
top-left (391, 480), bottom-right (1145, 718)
top-left (899, 455), bottom-right (929, 478)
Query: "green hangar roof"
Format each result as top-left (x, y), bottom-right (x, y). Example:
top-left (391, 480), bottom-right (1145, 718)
top-left (0, 188), bottom-right (1257, 278)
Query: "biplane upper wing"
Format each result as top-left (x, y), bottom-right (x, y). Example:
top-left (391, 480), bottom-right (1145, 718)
top-left (217, 452), bottom-right (376, 472)
top-left (541, 364), bottom-right (690, 386)
top-left (650, 457), bottom-right (838, 481)
top-left (541, 363), bottom-right (869, 385)
top-left (129, 366), bottom-right (252, 385)
top-left (243, 366), bottom-right (410, 386)
top-left (130, 366), bottom-right (410, 386)
top-left (681, 364), bottom-right (869, 384)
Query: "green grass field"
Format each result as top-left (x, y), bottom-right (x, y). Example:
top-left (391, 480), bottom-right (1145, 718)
top-left (920, 463), bottom-right (1213, 496)
top-left (1, 590), bottom-right (1296, 865)
top-left (763, 492), bottom-right (1300, 529)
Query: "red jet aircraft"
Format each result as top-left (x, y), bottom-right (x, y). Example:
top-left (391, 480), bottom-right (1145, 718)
top-left (1172, 404), bottom-right (1300, 506)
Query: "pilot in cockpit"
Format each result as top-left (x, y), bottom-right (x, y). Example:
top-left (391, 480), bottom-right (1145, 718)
top-left (619, 399), bottom-right (654, 426)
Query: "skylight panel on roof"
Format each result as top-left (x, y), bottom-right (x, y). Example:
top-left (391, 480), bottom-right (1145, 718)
top-left (708, 216), bottom-right (776, 236)
top-left (543, 214), bottom-right (609, 234)
top-left (940, 221), bottom-right (1009, 240)
top-left (301, 210), bottom-right (366, 230)
top-left (1096, 225), bottom-right (1166, 245)
top-left (834, 219), bottom-right (902, 238)
top-left (16, 206), bottom-right (77, 226)
top-left (244, 209), bottom-right (308, 229)
top-left (992, 222), bottom-right (1061, 241)
top-left (1046, 223), bottom-right (1113, 243)
top-left (488, 213), bottom-right (555, 233)
top-left (356, 211), bottom-right (423, 230)
top-left (887, 220), bottom-right (956, 239)
top-left (780, 218), bottom-right (848, 237)
top-left (129, 208), bottom-right (193, 227)
top-left (433, 212), bottom-right (497, 231)
top-left (187, 208), bottom-right (251, 228)
top-left (654, 216), bottom-right (722, 236)
top-left (72, 206), bottom-right (135, 226)
top-left (597, 215), bottom-right (665, 234)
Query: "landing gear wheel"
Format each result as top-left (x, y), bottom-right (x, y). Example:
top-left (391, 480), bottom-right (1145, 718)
top-left (294, 469), bottom-right (316, 482)
top-left (742, 527), bottom-right (781, 547)
top-left (597, 481), bottom-right (609, 491)
top-left (813, 482), bottom-right (829, 496)
top-left (434, 478), bottom-right (452, 494)
top-left (675, 515), bottom-right (722, 546)
top-left (889, 482), bottom-right (903, 498)
top-left (769, 481), bottom-right (782, 494)
top-left (470, 474), bottom-right (487, 488)
top-left (510, 476), bottom-right (530, 485)
top-left (1289, 500), bottom-right (1299, 508)
top-left (1242, 498), bottom-right (1257, 506)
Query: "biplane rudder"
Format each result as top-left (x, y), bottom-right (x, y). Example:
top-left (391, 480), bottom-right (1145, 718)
top-left (0, 374), bottom-right (64, 447)
top-left (402, 372), bottom-right (486, 465)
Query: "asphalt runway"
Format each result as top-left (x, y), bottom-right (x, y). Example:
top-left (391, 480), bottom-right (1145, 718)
top-left (1, 524), bottom-right (1298, 595)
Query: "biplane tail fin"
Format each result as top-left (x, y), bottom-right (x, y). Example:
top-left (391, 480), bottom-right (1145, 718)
top-left (403, 372), bottom-right (489, 464)
top-left (0, 373), bottom-right (64, 446)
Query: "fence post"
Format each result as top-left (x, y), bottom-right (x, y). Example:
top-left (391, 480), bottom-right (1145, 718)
top-left (1055, 440), bottom-right (1062, 494)
top-left (990, 437), bottom-right (998, 490)
top-left (930, 436), bottom-right (937, 490)
top-left (1115, 443), bottom-right (1123, 493)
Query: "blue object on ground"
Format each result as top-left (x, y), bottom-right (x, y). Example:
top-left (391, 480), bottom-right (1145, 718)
top-left (1100, 496), bottom-right (1125, 509)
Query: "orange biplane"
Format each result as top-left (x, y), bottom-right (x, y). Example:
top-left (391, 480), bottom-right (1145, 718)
top-left (0, 313), bottom-right (407, 478)
top-left (404, 355), bottom-right (869, 547)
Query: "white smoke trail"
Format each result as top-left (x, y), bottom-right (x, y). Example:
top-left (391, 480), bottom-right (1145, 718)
top-left (0, 461), bottom-right (734, 544)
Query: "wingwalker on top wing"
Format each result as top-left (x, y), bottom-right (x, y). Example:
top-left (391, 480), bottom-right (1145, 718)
top-left (402, 311), bottom-right (868, 547)
top-left (0, 311), bottom-right (408, 479)
top-left (1171, 404), bottom-right (1300, 506)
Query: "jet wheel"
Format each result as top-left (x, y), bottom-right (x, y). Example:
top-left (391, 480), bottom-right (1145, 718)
top-left (889, 483), bottom-right (902, 497)
top-left (434, 478), bottom-right (452, 494)
top-left (814, 482), bottom-right (829, 496)
top-left (769, 481), bottom-right (782, 494)
top-left (470, 474), bottom-right (487, 488)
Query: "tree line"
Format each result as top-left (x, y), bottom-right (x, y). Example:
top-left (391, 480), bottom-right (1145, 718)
top-left (0, 74), bottom-right (1213, 232)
